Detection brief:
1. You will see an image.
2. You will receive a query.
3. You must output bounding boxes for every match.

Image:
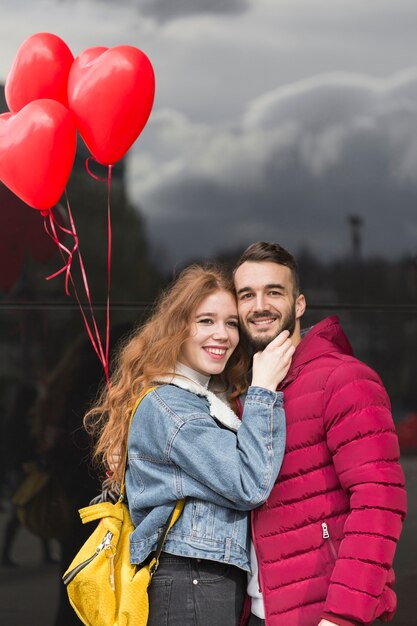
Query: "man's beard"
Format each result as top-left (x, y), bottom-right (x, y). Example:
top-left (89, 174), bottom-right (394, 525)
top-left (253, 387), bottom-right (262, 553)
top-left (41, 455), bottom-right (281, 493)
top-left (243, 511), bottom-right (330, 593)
top-left (241, 305), bottom-right (297, 352)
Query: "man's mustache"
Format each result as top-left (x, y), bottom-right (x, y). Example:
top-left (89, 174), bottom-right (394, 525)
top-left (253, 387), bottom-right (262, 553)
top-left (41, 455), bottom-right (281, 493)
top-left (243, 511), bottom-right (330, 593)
top-left (248, 311), bottom-right (280, 321)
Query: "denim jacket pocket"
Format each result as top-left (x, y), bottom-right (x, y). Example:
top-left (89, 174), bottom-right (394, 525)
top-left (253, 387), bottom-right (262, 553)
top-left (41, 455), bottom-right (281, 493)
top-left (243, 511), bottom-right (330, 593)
top-left (191, 499), bottom-right (215, 538)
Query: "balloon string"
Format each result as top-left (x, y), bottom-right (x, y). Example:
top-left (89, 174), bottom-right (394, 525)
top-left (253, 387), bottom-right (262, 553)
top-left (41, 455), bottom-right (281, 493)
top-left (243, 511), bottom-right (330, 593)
top-left (43, 210), bottom-right (77, 296)
top-left (85, 157), bottom-right (113, 384)
top-left (43, 202), bottom-right (108, 379)
top-left (105, 165), bottom-right (113, 379)
top-left (64, 193), bottom-right (108, 377)
top-left (85, 156), bottom-right (109, 182)
top-left (47, 204), bottom-right (106, 373)
top-left (67, 272), bottom-right (105, 372)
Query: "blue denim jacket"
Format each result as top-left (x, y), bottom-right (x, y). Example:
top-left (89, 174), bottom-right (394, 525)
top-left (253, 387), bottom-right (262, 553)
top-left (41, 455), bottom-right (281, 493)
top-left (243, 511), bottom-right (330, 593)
top-left (126, 382), bottom-right (285, 572)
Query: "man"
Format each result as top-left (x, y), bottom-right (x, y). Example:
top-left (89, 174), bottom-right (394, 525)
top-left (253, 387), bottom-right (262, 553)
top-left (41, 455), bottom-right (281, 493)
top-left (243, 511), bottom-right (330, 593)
top-left (233, 242), bottom-right (407, 626)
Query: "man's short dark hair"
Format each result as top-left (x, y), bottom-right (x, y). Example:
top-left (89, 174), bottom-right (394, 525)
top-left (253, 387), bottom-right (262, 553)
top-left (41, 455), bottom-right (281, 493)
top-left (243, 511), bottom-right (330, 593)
top-left (233, 241), bottom-right (300, 296)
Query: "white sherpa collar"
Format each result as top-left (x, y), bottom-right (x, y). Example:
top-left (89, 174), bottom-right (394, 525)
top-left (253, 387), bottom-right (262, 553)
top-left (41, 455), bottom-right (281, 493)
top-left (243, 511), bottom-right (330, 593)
top-left (156, 373), bottom-right (242, 432)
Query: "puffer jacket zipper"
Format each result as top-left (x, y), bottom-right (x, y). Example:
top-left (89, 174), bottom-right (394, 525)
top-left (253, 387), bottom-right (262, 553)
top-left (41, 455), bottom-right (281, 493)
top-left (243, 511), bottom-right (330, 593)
top-left (322, 522), bottom-right (337, 560)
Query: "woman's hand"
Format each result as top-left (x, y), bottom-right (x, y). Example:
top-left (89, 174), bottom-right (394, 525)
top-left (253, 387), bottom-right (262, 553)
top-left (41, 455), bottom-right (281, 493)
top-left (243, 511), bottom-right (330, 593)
top-left (251, 330), bottom-right (295, 391)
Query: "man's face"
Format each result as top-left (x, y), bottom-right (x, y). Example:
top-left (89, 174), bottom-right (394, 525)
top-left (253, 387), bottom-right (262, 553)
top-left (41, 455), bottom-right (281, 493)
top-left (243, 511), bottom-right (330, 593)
top-left (234, 261), bottom-right (306, 350)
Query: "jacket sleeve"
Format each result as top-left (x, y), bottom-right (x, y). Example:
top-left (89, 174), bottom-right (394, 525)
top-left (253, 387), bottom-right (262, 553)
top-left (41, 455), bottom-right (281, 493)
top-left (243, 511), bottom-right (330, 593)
top-left (322, 359), bottom-right (407, 624)
top-left (165, 386), bottom-right (286, 510)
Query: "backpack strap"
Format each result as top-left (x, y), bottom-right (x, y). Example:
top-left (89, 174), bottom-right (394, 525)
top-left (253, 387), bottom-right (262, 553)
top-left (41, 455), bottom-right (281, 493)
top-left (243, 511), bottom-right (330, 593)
top-left (120, 384), bottom-right (185, 567)
top-left (79, 501), bottom-right (125, 524)
top-left (119, 386), bottom-right (157, 500)
top-left (148, 499), bottom-right (185, 576)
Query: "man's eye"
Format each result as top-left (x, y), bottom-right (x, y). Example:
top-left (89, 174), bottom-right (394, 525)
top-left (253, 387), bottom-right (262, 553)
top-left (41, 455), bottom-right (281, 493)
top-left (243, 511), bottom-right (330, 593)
top-left (240, 293), bottom-right (253, 300)
top-left (269, 290), bottom-right (282, 296)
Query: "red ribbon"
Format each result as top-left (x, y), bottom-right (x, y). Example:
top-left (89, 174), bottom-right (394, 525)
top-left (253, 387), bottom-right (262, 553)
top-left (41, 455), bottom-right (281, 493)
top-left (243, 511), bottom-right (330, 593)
top-left (84, 158), bottom-right (113, 382)
top-left (105, 165), bottom-right (112, 378)
top-left (43, 208), bottom-right (78, 296)
top-left (66, 194), bottom-right (108, 377)
top-left (41, 159), bottom-right (114, 383)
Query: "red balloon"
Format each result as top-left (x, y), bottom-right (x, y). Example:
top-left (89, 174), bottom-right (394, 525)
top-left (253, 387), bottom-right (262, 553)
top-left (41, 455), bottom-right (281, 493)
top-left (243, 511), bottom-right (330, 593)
top-left (0, 99), bottom-right (77, 210)
top-left (5, 32), bottom-right (74, 112)
top-left (68, 45), bottom-right (155, 165)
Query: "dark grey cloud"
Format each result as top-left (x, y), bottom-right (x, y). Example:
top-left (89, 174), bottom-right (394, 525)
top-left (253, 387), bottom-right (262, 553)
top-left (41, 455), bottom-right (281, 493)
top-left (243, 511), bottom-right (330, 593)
top-left (88, 0), bottom-right (249, 21)
top-left (145, 140), bottom-right (417, 267)
top-left (139, 0), bottom-right (249, 22)
top-left (131, 69), bottom-right (417, 268)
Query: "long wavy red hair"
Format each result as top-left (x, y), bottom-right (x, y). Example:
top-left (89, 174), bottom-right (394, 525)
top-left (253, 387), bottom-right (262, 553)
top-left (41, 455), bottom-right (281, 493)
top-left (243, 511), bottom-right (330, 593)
top-left (84, 264), bottom-right (249, 484)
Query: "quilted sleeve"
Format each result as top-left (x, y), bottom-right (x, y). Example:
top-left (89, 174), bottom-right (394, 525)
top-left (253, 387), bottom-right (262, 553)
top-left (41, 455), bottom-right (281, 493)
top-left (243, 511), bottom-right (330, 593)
top-left (322, 359), bottom-right (407, 624)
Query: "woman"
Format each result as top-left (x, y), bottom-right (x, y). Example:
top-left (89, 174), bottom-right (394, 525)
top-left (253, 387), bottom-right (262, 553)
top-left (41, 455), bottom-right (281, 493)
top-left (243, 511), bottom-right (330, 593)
top-left (85, 264), bottom-right (294, 626)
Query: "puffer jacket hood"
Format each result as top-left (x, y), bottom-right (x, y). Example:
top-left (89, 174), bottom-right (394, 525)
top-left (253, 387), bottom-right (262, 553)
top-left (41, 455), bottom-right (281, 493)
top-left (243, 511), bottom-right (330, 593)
top-left (280, 315), bottom-right (354, 387)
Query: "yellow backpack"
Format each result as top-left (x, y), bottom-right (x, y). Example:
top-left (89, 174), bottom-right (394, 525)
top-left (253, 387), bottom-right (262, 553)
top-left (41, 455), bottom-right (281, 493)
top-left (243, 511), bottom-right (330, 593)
top-left (62, 387), bottom-right (184, 626)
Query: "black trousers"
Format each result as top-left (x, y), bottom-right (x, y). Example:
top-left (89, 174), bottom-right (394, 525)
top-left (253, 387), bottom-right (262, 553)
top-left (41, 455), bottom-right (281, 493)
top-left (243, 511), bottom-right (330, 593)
top-left (147, 553), bottom-right (247, 625)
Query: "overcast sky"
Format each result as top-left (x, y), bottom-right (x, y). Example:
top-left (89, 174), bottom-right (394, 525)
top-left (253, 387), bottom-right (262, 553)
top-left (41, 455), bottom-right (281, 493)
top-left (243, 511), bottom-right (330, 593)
top-left (2, 0), bottom-right (417, 267)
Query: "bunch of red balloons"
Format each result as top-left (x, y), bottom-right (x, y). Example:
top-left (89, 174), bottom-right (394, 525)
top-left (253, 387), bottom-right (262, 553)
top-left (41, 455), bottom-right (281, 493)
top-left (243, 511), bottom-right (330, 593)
top-left (0, 32), bottom-right (155, 212)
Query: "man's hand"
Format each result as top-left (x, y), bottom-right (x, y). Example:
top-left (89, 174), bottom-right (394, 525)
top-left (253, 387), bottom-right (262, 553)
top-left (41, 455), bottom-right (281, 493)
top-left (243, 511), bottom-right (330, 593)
top-left (318, 620), bottom-right (339, 626)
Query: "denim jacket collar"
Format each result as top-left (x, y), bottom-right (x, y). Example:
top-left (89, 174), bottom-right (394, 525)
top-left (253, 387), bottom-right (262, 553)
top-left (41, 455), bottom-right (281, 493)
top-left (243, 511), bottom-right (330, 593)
top-left (156, 369), bottom-right (242, 432)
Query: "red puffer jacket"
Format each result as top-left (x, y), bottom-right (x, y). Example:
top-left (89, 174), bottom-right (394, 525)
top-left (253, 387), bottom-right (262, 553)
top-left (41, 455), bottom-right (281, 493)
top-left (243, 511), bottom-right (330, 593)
top-left (240, 316), bottom-right (407, 626)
